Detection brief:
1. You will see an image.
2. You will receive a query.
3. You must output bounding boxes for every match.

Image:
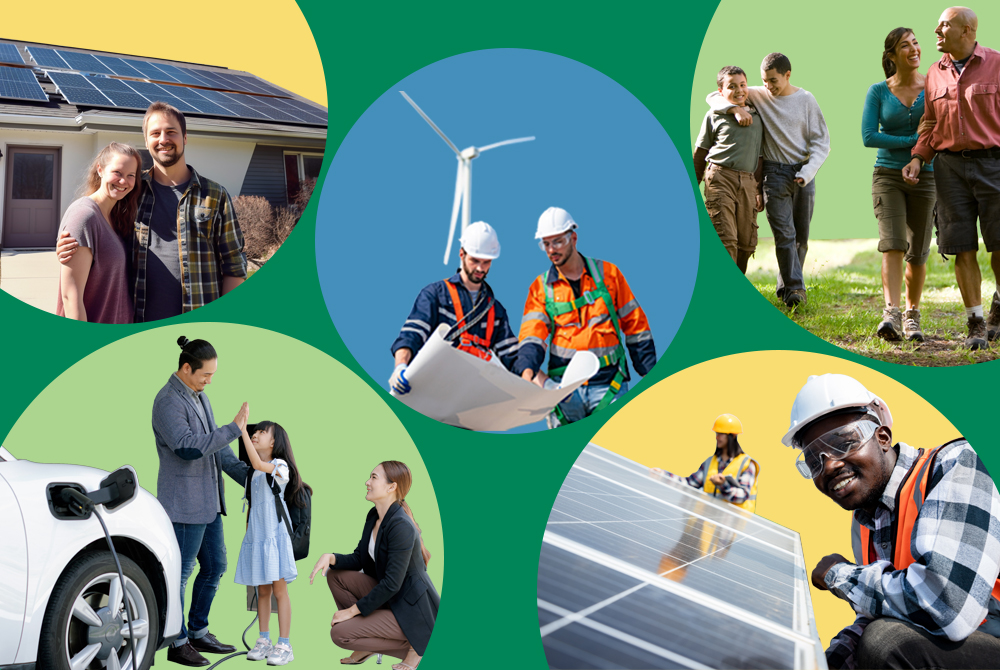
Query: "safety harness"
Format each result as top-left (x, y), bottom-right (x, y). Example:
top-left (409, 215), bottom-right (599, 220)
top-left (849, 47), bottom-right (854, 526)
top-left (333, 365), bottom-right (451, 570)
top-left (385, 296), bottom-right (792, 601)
top-left (540, 256), bottom-right (627, 420)
top-left (444, 280), bottom-right (496, 361)
top-left (853, 440), bottom-right (1000, 630)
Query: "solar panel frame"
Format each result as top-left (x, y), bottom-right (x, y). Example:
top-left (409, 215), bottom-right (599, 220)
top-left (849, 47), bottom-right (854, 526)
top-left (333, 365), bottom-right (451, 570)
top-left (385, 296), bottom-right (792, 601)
top-left (0, 66), bottom-right (48, 102)
top-left (538, 443), bottom-right (827, 670)
top-left (0, 43), bottom-right (24, 65)
top-left (27, 47), bottom-right (69, 68)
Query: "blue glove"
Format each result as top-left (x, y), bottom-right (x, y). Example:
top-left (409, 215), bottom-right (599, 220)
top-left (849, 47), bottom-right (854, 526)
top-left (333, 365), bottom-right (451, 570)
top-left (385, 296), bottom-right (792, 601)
top-left (389, 364), bottom-right (411, 394)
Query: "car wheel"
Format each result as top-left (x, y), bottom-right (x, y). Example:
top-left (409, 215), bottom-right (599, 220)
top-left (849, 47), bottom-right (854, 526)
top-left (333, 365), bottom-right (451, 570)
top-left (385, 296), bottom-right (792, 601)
top-left (38, 550), bottom-right (160, 670)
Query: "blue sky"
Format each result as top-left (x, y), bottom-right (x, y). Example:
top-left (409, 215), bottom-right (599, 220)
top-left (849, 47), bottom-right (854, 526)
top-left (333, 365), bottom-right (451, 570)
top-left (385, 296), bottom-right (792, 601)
top-left (317, 49), bottom-right (699, 433)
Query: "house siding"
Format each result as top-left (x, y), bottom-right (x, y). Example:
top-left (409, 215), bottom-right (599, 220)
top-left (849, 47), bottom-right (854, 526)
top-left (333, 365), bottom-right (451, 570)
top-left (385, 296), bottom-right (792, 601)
top-left (240, 144), bottom-right (287, 208)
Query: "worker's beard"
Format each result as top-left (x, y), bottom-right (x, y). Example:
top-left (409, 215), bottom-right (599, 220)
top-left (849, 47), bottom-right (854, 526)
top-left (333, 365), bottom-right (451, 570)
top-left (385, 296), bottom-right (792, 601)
top-left (461, 257), bottom-right (487, 284)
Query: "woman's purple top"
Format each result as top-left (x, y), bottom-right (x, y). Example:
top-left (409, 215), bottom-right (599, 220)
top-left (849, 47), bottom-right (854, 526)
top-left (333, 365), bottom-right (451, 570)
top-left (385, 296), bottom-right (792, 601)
top-left (56, 197), bottom-right (133, 324)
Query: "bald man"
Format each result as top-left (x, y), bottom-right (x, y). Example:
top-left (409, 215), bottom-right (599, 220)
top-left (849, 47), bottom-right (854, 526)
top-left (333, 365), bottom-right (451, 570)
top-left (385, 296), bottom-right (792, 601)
top-left (903, 7), bottom-right (1000, 350)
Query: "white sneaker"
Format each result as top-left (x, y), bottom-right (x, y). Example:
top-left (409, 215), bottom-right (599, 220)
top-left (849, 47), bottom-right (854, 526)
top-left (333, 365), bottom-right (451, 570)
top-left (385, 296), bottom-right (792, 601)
top-left (247, 637), bottom-right (274, 661)
top-left (267, 643), bottom-right (294, 665)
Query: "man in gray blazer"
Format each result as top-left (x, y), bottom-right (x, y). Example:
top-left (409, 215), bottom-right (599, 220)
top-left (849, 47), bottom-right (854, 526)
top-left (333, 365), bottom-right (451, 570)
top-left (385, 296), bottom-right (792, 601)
top-left (153, 336), bottom-right (249, 666)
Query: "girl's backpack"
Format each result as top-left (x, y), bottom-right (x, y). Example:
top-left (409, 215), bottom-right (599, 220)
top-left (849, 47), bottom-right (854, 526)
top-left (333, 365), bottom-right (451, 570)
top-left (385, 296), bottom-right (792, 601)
top-left (245, 471), bottom-right (311, 561)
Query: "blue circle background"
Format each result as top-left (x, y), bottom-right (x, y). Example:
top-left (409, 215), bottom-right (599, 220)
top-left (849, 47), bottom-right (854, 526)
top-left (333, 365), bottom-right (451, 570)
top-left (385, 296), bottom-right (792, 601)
top-left (316, 48), bottom-right (699, 432)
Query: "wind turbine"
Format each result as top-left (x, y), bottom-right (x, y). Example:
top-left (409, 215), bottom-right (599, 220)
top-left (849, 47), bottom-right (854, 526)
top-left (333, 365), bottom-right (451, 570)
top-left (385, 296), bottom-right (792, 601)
top-left (400, 91), bottom-right (535, 264)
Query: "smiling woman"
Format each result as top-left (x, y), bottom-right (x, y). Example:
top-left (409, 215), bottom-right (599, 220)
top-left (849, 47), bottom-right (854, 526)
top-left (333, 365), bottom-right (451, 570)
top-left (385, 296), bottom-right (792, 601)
top-left (55, 142), bottom-right (142, 324)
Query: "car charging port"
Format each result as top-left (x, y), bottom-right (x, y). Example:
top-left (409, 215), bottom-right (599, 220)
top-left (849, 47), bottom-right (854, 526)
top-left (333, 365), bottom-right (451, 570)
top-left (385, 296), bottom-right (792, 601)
top-left (47, 483), bottom-right (90, 520)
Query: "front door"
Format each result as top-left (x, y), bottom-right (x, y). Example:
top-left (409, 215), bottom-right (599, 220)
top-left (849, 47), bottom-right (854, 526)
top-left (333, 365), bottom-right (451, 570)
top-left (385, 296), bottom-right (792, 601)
top-left (3, 146), bottom-right (61, 248)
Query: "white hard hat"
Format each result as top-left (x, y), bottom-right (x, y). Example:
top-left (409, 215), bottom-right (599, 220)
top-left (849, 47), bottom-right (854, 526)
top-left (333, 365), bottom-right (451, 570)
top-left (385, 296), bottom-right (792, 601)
top-left (460, 221), bottom-right (501, 260)
top-left (535, 207), bottom-right (578, 240)
top-left (781, 374), bottom-right (893, 447)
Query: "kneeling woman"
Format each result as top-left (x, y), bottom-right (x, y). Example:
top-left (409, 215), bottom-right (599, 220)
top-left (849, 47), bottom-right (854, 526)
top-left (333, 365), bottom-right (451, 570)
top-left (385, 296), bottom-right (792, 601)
top-left (310, 461), bottom-right (437, 670)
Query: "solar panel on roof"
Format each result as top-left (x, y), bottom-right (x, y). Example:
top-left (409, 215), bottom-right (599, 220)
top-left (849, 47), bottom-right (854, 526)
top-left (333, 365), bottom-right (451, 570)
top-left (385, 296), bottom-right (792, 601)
top-left (94, 56), bottom-right (146, 79)
top-left (196, 89), bottom-right (273, 120)
top-left (538, 444), bottom-right (827, 670)
top-left (56, 50), bottom-right (115, 75)
top-left (27, 47), bottom-right (68, 68)
top-left (0, 65), bottom-right (48, 102)
top-left (150, 63), bottom-right (205, 87)
top-left (87, 76), bottom-right (150, 109)
top-left (0, 43), bottom-right (24, 65)
top-left (47, 71), bottom-right (91, 89)
top-left (259, 97), bottom-right (325, 124)
top-left (159, 85), bottom-right (236, 116)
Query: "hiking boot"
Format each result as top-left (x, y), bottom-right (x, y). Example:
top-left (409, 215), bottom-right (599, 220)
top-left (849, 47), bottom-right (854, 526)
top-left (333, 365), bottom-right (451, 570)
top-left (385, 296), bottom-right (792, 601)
top-left (876, 306), bottom-right (903, 341)
top-left (784, 289), bottom-right (807, 308)
top-left (903, 308), bottom-right (925, 342)
top-left (966, 315), bottom-right (988, 350)
top-left (988, 292), bottom-right (1000, 341)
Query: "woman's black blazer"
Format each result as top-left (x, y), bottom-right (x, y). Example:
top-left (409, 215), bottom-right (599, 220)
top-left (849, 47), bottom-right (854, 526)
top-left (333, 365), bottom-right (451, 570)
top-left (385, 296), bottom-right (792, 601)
top-left (334, 502), bottom-right (439, 655)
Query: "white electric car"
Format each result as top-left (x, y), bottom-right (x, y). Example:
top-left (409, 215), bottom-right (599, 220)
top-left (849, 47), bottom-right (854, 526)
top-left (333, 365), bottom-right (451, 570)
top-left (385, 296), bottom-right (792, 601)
top-left (0, 446), bottom-right (182, 670)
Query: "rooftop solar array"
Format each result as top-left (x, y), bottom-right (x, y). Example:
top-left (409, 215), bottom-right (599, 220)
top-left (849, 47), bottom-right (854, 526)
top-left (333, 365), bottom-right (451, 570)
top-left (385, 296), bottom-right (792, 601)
top-left (538, 444), bottom-right (827, 670)
top-left (0, 40), bottom-right (326, 127)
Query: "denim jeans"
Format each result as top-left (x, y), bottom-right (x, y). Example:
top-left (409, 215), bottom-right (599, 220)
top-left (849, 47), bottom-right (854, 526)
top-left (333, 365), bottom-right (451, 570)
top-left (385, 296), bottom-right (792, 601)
top-left (763, 160), bottom-right (815, 295)
top-left (546, 381), bottom-right (629, 428)
top-left (172, 514), bottom-right (227, 645)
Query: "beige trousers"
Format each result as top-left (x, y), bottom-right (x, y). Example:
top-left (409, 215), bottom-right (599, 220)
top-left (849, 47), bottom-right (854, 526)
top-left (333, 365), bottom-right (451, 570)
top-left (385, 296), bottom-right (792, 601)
top-left (327, 569), bottom-right (412, 660)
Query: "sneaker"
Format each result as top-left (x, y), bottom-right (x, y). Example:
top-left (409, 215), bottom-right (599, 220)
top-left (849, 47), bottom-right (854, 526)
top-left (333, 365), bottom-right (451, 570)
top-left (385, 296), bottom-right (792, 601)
top-left (784, 289), bottom-right (807, 308)
top-left (247, 638), bottom-right (274, 661)
top-left (876, 306), bottom-right (903, 341)
top-left (987, 292), bottom-right (1000, 341)
top-left (966, 315), bottom-right (988, 350)
top-left (267, 643), bottom-right (294, 666)
top-left (903, 308), bottom-right (924, 342)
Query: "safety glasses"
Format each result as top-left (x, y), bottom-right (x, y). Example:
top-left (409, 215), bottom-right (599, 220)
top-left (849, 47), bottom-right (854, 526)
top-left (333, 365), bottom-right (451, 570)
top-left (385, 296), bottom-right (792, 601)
top-left (794, 418), bottom-right (879, 479)
top-left (538, 232), bottom-right (572, 252)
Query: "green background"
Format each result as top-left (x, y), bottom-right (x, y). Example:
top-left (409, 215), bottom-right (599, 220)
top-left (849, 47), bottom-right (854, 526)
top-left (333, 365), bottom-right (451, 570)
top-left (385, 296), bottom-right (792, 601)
top-left (689, 0), bottom-right (1000, 239)
top-left (2, 1), bottom-right (1000, 668)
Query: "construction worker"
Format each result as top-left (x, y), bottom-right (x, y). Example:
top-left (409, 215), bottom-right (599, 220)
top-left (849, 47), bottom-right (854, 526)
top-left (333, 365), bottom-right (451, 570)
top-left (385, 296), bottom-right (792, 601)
top-left (389, 222), bottom-right (519, 395)
top-left (783, 374), bottom-right (1000, 669)
top-left (516, 207), bottom-right (656, 427)
top-left (650, 414), bottom-right (759, 512)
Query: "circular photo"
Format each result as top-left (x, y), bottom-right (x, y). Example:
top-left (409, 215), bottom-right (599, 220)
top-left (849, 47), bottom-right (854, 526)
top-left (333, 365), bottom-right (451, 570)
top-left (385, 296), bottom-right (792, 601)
top-left (690, 2), bottom-right (1000, 365)
top-left (0, 0), bottom-right (327, 325)
top-left (538, 351), bottom-right (1000, 669)
top-left (0, 323), bottom-right (442, 669)
top-left (318, 48), bottom-right (700, 433)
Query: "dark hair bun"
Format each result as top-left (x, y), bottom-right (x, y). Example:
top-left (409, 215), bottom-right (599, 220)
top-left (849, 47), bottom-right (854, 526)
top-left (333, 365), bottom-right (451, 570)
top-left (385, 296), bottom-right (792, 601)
top-left (177, 336), bottom-right (190, 349)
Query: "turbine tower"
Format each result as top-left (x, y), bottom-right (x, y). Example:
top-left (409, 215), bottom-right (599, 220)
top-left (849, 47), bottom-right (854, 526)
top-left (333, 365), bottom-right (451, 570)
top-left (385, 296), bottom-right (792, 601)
top-left (400, 91), bottom-right (535, 264)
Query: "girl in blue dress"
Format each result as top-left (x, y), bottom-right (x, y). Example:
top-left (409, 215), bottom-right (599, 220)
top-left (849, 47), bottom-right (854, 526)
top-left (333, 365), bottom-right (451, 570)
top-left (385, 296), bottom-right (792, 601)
top-left (236, 419), bottom-right (311, 665)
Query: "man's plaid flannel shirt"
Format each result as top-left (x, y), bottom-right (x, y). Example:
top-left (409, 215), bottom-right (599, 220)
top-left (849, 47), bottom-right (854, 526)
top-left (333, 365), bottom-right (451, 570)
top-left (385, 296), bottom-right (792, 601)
top-left (824, 440), bottom-right (1000, 669)
top-left (132, 165), bottom-right (246, 322)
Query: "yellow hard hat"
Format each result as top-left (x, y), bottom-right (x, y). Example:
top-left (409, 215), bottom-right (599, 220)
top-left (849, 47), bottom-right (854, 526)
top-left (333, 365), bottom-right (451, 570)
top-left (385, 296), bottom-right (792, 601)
top-left (712, 413), bottom-right (743, 435)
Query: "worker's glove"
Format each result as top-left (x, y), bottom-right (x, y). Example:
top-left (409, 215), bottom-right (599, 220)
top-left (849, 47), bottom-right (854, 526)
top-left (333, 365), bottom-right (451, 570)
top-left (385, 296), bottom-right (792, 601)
top-left (389, 364), bottom-right (411, 395)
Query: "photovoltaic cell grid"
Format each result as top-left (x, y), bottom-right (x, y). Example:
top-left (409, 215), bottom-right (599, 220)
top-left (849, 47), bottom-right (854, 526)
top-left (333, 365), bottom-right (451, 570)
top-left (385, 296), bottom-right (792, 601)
top-left (0, 43), bottom-right (24, 65)
top-left (538, 444), bottom-right (827, 670)
top-left (0, 66), bottom-right (48, 102)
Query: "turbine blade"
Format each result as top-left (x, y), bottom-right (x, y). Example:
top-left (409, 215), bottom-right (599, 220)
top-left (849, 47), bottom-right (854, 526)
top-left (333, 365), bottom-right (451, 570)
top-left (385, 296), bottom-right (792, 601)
top-left (444, 160), bottom-right (465, 265)
top-left (399, 91), bottom-right (461, 156)
top-left (476, 136), bottom-right (536, 153)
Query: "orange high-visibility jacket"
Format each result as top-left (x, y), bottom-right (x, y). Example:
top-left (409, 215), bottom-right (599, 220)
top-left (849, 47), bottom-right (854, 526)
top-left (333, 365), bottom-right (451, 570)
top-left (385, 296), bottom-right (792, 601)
top-left (516, 257), bottom-right (655, 386)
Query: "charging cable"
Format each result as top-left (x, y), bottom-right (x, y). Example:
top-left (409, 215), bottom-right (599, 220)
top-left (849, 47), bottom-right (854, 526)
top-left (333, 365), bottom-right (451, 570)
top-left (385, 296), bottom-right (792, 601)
top-left (205, 589), bottom-right (257, 669)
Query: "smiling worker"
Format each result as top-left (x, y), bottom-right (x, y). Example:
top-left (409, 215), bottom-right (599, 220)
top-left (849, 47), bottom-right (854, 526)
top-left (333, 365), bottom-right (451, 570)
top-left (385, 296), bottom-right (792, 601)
top-left (783, 373), bottom-right (1000, 669)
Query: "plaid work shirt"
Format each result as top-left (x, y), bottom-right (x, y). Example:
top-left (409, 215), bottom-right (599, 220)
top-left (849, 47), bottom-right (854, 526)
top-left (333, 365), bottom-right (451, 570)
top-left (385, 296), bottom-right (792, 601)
top-left (664, 451), bottom-right (757, 506)
top-left (132, 165), bottom-right (247, 322)
top-left (824, 440), bottom-right (1000, 669)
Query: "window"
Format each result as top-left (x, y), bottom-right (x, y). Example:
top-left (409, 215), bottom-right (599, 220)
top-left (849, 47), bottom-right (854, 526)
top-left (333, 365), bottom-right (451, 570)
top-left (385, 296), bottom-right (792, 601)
top-left (284, 152), bottom-right (323, 207)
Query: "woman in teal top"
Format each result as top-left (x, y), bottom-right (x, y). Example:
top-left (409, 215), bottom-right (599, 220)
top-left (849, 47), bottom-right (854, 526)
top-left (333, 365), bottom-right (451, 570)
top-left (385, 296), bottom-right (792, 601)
top-left (861, 27), bottom-right (935, 343)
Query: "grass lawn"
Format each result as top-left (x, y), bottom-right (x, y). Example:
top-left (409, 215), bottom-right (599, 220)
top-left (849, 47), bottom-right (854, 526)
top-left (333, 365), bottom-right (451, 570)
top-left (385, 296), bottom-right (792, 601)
top-left (745, 239), bottom-right (1000, 366)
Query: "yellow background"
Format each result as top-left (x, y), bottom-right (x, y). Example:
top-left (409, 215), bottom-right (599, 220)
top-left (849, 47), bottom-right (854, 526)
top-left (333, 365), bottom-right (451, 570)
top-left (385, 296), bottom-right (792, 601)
top-left (594, 350), bottom-right (962, 648)
top-left (3, 0), bottom-right (326, 105)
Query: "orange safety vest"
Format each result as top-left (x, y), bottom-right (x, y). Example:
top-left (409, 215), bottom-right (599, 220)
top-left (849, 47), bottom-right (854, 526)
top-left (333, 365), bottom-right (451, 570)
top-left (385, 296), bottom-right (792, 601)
top-left (444, 281), bottom-right (495, 361)
top-left (855, 442), bottom-right (1000, 611)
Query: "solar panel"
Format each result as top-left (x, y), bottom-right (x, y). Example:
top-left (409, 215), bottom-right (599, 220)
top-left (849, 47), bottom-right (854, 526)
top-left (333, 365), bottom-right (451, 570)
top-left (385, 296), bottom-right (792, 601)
top-left (119, 58), bottom-right (176, 82)
top-left (56, 50), bottom-right (115, 75)
top-left (0, 66), bottom-right (48, 102)
top-left (27, 47), bottom-right (68, 68)
top-left (195, 89), bottom-right (272, 120)
top-left (0, 43), bottom-right (24, 65)
top-left (94, 56), bottom-right (147, 79)
top-left (538, 444), bottom-right (827, 670)
top-left (150, 63), bottom-right (205, 87)
top-left (260, 97), bottom-right (326, 124)
top-left (159, 85), bottom-right (237, 116)
top-left (87, 76), bottom-right (151, 109)
top-left (185, 69), bottom-right (231, 90)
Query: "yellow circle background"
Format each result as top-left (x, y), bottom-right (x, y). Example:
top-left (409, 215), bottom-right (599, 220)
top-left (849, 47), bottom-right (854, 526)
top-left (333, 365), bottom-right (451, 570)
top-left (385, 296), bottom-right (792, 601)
top-left (4, 0), bottom-right (326, 105)
top-left (594, 350), bottom-right (962, 647)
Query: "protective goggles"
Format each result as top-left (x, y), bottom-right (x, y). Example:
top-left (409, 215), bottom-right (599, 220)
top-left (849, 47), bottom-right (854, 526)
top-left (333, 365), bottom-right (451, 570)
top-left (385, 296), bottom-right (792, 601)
top-left (538, 232), bottom-right (572, 252)
top-left (794, 417), bottom-right (879, 479)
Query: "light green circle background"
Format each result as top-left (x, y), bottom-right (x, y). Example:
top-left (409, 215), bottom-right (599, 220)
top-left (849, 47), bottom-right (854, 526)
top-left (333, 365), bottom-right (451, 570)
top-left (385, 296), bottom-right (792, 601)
top-left (690, 1), bottom-right (1000, 239)
top-left (3, 322), bottom-right (443, 663)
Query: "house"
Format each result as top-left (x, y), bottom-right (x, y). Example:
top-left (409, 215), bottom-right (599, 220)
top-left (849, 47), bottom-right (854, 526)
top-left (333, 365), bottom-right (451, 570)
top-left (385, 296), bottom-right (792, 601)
top-left (0, 38), bottom-right (326, 249)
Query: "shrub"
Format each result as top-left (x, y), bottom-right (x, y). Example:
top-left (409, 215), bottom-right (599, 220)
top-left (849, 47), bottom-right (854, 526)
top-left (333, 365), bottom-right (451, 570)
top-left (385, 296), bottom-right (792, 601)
top-left (234, 195), bottom-right (279, 262)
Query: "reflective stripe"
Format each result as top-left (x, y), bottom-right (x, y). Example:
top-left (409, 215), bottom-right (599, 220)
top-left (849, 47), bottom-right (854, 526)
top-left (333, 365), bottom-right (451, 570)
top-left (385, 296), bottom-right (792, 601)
top-left (626, 331), bottom-right (653, 344)
top-left (399, 327), bottom-right (429, 342)
top-left (438, 307), bottom-right (456, 320)
top-left (617, 299), bottom-right (640, 318)
top-left (550, 343), bottom-right (619, 359)
top-left (522, 311), bottom-right (552, 326)
top-left (522, 335), bottom-right (548, 349)
top-left (494, 336), bottom-right (519, 350)
top-left (404, 318), bottom-right (432, 333)
top-left (586, 313), bottom-right (611, 329)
